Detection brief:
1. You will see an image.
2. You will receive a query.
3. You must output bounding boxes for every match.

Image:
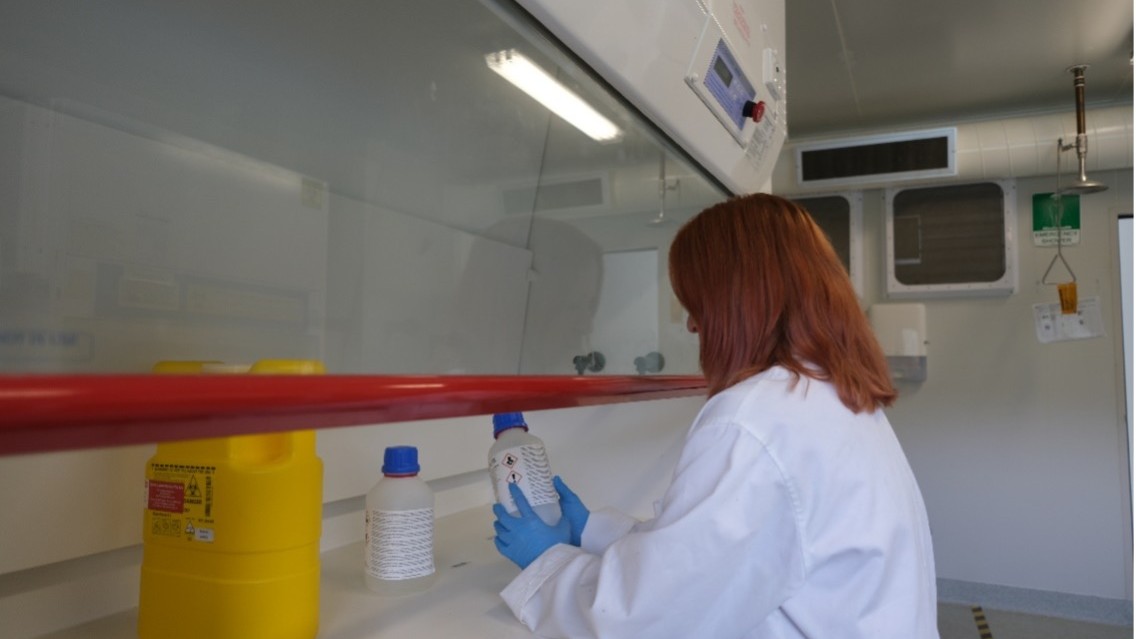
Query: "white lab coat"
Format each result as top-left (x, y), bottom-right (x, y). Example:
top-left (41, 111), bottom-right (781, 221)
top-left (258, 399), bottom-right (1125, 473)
top-left (500, 366), bottom-right (939, 638)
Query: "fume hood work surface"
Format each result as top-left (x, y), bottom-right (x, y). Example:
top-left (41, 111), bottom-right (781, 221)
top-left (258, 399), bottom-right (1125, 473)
top-left (39, 508), bottom-right (558, 638)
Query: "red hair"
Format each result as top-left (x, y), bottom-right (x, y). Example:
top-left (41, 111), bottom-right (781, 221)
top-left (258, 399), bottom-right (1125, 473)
top-left (668, 193), bottom-right (896, 412)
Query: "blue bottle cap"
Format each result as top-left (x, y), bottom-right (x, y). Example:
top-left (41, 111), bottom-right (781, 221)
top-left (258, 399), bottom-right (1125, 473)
top-left (492, 412), bottom-right (529, 438)
top-left (382, 445), bottom-right (420, 475)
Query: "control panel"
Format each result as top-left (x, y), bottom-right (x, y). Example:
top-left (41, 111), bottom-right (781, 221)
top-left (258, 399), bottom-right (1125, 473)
top-left (519, 0), bottom-right (787, 193)
top-left (701, 40), bottom-right (756, 136)
top-left (686, 25), bottom-right (758, 147)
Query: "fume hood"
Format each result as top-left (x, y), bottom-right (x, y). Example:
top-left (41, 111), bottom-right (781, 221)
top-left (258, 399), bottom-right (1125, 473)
top-left (0, 0), bottom-right (784, 381)
top-left (0, 0), bottom-right (786, 636)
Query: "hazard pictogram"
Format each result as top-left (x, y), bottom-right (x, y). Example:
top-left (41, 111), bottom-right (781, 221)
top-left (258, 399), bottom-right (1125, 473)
top-left (503, 453), bottom-right (518, 468)
top-left (506, 470), bottom-right (522, 484)
top-left (185, 475), bottom-right (202, 499)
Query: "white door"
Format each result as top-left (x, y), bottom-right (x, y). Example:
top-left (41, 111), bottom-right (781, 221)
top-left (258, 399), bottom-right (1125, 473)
top-left (1119, 216), bottom-right (1133, 491)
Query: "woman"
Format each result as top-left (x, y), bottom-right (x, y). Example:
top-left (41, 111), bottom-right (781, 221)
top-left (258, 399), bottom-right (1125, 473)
top-left (492, 193), bottom-right (939, 638)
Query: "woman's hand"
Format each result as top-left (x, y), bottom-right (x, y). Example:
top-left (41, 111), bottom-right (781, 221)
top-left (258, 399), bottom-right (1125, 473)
top-left (554, 475), bottom-right (590, 547)
top-left (493, 483), bottom-right (571, 569)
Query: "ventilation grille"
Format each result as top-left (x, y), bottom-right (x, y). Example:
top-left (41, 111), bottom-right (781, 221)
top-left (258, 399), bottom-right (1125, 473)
top-left (796, 128), bottom-right (956, 188)
top-left (502, 177), bottom-right (606, 216)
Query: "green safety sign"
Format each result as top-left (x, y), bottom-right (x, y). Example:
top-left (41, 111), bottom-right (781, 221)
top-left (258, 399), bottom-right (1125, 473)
top-left (1032, 193), bottom-right (1080, 247)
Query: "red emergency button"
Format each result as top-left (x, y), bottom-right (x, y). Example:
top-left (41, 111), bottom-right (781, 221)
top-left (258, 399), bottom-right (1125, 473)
top-left (742, 100), bottom-right (765, 123)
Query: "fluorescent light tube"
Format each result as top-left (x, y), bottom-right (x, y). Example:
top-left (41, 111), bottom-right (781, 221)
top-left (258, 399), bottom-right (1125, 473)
top-left (486, 49), bottom-right (622, 142)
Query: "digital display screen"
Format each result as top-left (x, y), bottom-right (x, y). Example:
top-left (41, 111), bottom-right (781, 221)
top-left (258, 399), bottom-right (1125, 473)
top-left (713, 56), bottom-right (733, 87)
top-left (700, 39), bottom-right (756, 135)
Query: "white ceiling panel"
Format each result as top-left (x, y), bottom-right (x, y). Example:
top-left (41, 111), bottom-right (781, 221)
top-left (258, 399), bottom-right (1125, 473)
top-left (786, 0), bottom-right (1133, 138)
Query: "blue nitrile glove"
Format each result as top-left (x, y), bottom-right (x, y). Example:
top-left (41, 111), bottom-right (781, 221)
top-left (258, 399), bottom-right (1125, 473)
top-left (553, 475), bottom-right (590, 547)
top-left (493, 482), bottom-right (571, 570)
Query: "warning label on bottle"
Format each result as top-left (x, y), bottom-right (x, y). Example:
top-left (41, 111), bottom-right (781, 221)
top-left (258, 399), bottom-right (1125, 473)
top-left (146, 463), bottom-right (217, 543)
top-left (489, 444), bottom-right (556, 512)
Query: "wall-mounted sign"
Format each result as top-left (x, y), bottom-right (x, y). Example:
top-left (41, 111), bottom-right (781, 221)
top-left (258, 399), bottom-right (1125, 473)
top-left (1032, 193), bottom-right (1081, 247)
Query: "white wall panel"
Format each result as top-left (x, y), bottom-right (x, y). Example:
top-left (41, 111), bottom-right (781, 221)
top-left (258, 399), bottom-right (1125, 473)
top-left (0, 446), bottom-right (153, 574)
top-left (881, 171), bottom-right (1133, 599)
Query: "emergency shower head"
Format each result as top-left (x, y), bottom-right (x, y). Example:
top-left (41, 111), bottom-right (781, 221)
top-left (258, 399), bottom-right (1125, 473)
top-left (1056, 65), bottom-right (1108, 195)
top-left (1060, 175), bottom-right (1108, 195)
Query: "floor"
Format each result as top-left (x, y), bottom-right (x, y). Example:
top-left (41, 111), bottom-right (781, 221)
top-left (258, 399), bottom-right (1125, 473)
top-left (37, 603), bottom-right (1135, 638)
top-left (938, 603), bottom-right (1132, 639)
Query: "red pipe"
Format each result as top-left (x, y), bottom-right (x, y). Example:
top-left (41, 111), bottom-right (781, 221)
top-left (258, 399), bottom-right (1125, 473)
top-left (0, 375), bottom-right (706, 456)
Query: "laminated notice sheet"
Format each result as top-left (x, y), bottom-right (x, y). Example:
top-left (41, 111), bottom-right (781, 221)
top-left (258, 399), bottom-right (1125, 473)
top-left (1033, 297), bottom-right (1104, 343)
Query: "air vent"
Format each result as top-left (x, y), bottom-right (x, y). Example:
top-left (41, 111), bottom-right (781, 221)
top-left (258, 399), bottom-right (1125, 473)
top-left (796, 128), bottom-right (956, 188)
top-left (502, 176), bottom-right (607, 216)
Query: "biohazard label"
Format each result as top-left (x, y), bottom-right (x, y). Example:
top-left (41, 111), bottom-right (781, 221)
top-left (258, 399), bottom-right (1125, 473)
top-left (146, 463), bottom-right (217, 543)
top-left (365, 508), bottom-right (435, 581)
top-left (489, 444), bottom-right (556, 512)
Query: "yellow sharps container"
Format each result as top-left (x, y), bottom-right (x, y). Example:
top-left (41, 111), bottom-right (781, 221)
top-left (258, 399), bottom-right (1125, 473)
top-left (139, 360), bottom-right (324, 639)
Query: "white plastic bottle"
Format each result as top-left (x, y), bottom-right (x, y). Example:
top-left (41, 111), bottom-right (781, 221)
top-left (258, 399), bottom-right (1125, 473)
top-left (489, 412), bottom-right (560, 526)
top-left (364, 446), bottom-right (436, 595)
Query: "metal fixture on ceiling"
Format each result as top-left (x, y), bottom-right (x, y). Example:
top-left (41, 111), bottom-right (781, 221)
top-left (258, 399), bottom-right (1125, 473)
top-left (1056, 65), bottom-right (1109, 195)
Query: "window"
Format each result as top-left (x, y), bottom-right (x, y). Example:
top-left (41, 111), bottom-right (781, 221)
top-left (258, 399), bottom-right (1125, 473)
top-left (793, 193), bottom-right (863, 296)
top-left (885, 181), bottom-right (1017, 297)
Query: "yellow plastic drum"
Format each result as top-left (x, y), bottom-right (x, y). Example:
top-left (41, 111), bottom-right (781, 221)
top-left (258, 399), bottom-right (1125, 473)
top-left (138, 360), bottom-right (324, 639)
